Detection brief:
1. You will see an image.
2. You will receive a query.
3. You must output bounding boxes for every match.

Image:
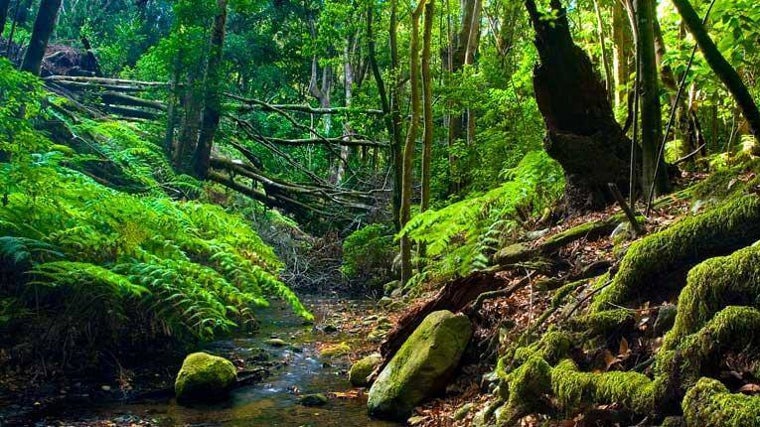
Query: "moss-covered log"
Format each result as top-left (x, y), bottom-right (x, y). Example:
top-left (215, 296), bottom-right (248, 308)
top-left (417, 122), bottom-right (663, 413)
top-left (592, 195), bottom-right (760, 311)
top-left (551, 359), bottom-right (656, 415)
top-left (682, 377), bottom-right (760, 427)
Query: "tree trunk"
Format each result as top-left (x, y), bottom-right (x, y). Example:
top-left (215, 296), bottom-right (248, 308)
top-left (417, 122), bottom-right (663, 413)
top-left (193, 0), bottom-right (227, 179)
top-left (526, 0), bottom-right (635, 212)
top-left (400, 2), bottom-right (425, 286)
top-left (612, 0), bottom-right (633, 111)
top-left (636, 0), bottom-right (669, 198)
top-left (671, 0), bottom-right (760, 150)
top-left (447, 0), bottom-right (480, 193)
top-left (592, 0), bottom-right (614, 104)
top-left (421, 0), bottom-right (434, 215)
top-left (21, 0), bottom-right (62, 76)
top-left (0, 0), bottom-right (11, 36)
top-left (389, 0), bottom-right (404, 231)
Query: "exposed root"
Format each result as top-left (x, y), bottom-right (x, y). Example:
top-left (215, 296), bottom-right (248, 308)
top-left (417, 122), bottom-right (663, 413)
top-left (592, 195), bottom-right (760, 311)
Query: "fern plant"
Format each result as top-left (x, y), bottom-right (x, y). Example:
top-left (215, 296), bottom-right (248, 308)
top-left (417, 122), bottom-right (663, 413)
top-left (401, 151), bottom-right (564, 283)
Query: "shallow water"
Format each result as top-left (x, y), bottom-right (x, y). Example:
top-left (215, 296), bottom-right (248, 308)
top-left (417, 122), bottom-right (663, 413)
top-left (38, 298), bottom-right (400, 427)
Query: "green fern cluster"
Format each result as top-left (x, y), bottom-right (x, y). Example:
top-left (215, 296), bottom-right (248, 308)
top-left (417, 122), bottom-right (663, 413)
top-left (401, 151), bottom-right (564, 281)
top-left (0, 60), bottom-right (311, 350)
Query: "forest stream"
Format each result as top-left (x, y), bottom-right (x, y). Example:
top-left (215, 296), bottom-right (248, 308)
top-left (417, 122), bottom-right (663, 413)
top-left (7, 297), bottom-right (400, 427)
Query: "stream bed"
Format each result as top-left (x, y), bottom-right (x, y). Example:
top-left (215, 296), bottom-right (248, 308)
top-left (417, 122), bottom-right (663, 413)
top-left (23, 297), bottom-right (400, 427)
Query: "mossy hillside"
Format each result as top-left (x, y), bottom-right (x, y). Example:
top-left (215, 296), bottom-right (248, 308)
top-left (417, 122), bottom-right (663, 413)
top-left (665, 244), bottom-right (760, 347)
top-left (175, 352), bottom-right (238, 403)
top-left (367, 310), bottom-right (472, 420)
top-left (683, 377), bottom-right (760, 427)
top-left (592, 195), bottom-right (760, 311)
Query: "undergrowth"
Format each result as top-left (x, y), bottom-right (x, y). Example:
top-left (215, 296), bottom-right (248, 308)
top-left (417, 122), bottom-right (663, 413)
top-left (400, 150), bottom-right (564, 285)
top-left (0, 59), bottom-right (311, 366)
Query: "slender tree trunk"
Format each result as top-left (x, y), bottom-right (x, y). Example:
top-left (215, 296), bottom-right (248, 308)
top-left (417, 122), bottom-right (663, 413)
top-left (592, 0), bottom-right (614, 104)
top-left (336, 40), bottom-right (354, 184)
top-left (0, 0), bottom-right (11, 36)
top-left (193, 0), bottom-right (227, 179)
top-left (612, 0), bottom-right (632, 111)
top-left (671, 0), bottom-right (760, 150)
top-left (175, 75), bottom-right (202, 170)
top-left (636, 0), bottom-right (669, 197)
top-left (400, 2), bottom-right (425, 286)
top-left (417, 0), bottom-right (435, 267)
top-left (421, 0), bottom-right (434, 216)
top-left (389, 0), bottom-right (404, 231)
top-left (21, 0), bottom-right (62, 76)
top-left (164, 62), bottom-right (180, 155)
top-left (526, 0), bottom-right (636, 212)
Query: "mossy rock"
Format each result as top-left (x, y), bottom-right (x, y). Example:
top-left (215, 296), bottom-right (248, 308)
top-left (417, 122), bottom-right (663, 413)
top-left (175, 352), bottom-right (237, 404)
top-left (593, 195), bottom-right (760, 311)
top-left (320, 342), bottom-right (351, 358)
top-left (367, 310), bottom-right (472, 421)
top-left (683, 377), bottom-right (760, 426)
top-left (349, 353), bottom-right (382, 387)
top-left (299, 393), bottom-right (329, 407)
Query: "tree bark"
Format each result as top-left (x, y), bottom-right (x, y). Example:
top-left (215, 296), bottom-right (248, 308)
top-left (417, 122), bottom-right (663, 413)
top-left (193, 0), bottom-right (227, 179)
top-left (526, 0), bottom-right (636, 212)
top-left (592, 0), bottom-right (614, 104)
top-left (388, 0), bottom-right (404, 231)
top-left (671, 0), bottom-right (760, 149)
top-left (421, 0), bottom-right (434, 215)
top-left (400, 2), bottom-right (425, 286)
top-left (21, 0), bottom-right (62, 76)
top-left (636, 0), bottom-right (669, 197)
top-left (612, 0), bottom-right (633, 111)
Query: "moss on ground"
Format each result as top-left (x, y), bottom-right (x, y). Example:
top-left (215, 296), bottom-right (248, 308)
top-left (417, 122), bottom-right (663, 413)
top-left (657, 306), bottom-right (760, 393)
top-left (592, 195), bottom-right (760, 311)
top-left (551, 359), bottom-right (656, 415)
top-left (666, 245), bottom-right (760, 347)
top-left (683, 377), bottom-right (760, 426)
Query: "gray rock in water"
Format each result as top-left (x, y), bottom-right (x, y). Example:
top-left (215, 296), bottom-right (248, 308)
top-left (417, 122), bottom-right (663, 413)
top-left (367, 310), bottom-right (472, 420)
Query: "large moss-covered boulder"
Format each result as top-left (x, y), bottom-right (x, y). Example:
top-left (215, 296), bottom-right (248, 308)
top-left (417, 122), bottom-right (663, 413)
top-left (175, 352), bottom-right (237, 404)
top-left (368, 310), bottom-right (472, 420)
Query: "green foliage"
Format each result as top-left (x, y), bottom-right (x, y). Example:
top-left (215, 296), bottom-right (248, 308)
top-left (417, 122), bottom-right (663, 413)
top-left (0, 64), bottom-right (311, 355)
top-left (341, 223), bottom-right (395, 285)
top-left (401, 151), bottom-right (564, 281)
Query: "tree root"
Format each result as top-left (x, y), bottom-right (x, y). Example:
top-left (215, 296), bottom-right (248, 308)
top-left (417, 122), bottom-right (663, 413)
top-left (592, 194), bottom-right (760, 311)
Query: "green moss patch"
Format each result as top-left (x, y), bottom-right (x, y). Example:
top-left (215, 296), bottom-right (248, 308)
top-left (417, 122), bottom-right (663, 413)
top-left (683, 377), bottom-right (760, 426)
top-left (592, 195), bottom-right (760, 311)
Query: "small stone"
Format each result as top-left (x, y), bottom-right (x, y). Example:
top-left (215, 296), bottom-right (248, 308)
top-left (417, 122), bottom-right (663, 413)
top-left (266, 338), bottom-right (288, 347)
top-left (453, 403), bottom-right (474, 420)
top-left (101, 385), bottom-right (111, 391)
top-left (299, 393), bottom-right (328, 407)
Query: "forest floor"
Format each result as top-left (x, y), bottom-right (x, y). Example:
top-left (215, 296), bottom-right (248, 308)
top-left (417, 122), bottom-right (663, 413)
top-left (384, 171), bottom-right (715, 426)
